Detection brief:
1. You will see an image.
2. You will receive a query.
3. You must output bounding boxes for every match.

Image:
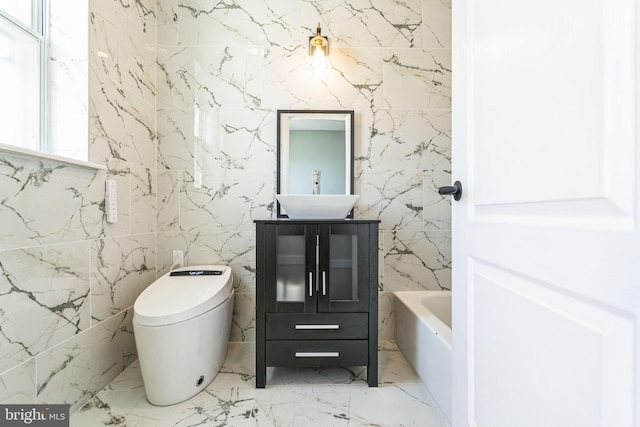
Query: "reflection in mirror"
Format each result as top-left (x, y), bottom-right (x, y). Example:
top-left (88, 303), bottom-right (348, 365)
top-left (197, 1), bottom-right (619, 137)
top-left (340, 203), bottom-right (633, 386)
top-left (277, 110), bottom-right (354, 218)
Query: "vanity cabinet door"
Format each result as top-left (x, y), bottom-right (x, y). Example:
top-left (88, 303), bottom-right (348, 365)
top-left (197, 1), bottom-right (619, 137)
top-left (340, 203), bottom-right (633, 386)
top-left (317, 223), bottom-right (370, 313)
top-left (264, 223), bottom-right (317, 314)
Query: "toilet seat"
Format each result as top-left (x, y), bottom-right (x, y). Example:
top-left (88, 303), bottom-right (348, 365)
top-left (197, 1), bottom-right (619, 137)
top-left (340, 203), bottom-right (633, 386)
top-left (134, 265), bottom-right (233, 327)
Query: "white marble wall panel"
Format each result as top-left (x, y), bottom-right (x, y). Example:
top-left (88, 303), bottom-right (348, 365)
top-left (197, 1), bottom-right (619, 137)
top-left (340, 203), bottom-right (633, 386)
top-left (379, 291), bottom-right (395, 341)
top-left (383, 49), bottom-right (451, 109)
top-left (262, 46), bottom-right (383, 110)
top-left (157, 107), bottom-right (221, 171)
top-left (355, 114), bottom-right (373, 166)
top-left (0, 156), bottom-right (105, 251)
top-left (179, 169), bottom-right (274, 233)
top-left (88, 70), bottom-right (156, 169)
top-left (157, 170), bottom-right (181, 231)
top-left (37, 310), bottom-right (136, 412)
top-left (362, 109), bottom-right (451, 171)
top-left (89, 0), bottom-right (156, 170)
top-left (157, 107), bottom-right (276, 171)
top-left (423, 170), bottom-right (452, 231)
top-left (130, 165), bottom-right (157, 234)
top-left (300, 0), bottom-right (423, 48)
top-left (156, 46), bottom-right (265, 110)
top-left (422, 0), bottom-right (452, 48)
top-left (157, 231), bottom-right (255, 293)
top-left (357, 109), bottom-right (452, 232)
top-left (0, 242), bottom-right (91, 373)
top-left (218, 108), bottom-right (276, 170)
top-left (131, 0), bottom-right (157, 47)
top-left (0, 361), bottom-right (35, 404)
top-left (357, 169), bottom-right (424, 231)
top-left (90, 0), bottom-right (156, 108)
top-left (91, 234), bottom-right (156, 324)
top-left (157, 0), bottom-right (178, 45)
top-left (175, 0), bottom-right (299, 47)
top-left (231, 293), bottom-right (256, 342)
top-left (383, 230), bottom-right (451, 291)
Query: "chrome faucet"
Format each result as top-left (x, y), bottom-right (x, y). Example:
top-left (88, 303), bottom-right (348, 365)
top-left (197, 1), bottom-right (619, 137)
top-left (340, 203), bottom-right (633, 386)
top-left (312, 170), bottom-right (321, 195)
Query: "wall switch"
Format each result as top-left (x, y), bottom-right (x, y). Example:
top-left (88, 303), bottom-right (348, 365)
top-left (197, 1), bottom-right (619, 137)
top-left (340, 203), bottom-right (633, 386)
top-left (105, 179), bottom-right (117, 223)
top-left (172, 250), bottom-right (184, 268)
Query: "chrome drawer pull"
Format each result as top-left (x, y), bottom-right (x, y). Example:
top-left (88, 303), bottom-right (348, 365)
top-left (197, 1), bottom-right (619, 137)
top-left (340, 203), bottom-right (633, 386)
top-left (295, 352), bottom-right (340, 358)
top-left (295, 324), bottom-right (340, 330)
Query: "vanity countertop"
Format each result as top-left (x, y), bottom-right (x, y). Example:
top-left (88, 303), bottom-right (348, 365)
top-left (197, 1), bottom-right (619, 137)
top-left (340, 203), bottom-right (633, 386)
top-left (255, 218), bottom-right (380, 224)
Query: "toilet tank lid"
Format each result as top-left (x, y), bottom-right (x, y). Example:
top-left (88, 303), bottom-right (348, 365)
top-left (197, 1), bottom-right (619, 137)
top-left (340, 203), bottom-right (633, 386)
top-left (134, 265), bottom-right (233, 326)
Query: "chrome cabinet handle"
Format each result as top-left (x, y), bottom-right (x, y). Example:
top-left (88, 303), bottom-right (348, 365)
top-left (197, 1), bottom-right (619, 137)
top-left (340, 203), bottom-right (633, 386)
top-left (322, 271), bottom-right (327, 295)
top-left (295, 352), bottom-right (340, 358)
top-left (308, 272), bottom-right (313, 297)
top-left (295, 324), bottom-right (340, 330)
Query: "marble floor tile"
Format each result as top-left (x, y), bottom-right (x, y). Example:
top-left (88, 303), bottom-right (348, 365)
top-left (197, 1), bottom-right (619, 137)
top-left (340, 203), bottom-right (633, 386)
top-left (71, 341), bottom-right (449, 427)
top-left (123, 387), bottom-right (259, 427)
top-left (255, 386), bottom-right (351, 427)
top-left (349, 383), bottom-right (445, 427)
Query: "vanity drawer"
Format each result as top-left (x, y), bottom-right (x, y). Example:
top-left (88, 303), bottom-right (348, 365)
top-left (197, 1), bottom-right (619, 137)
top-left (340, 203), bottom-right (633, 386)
top-left (266, 340), bottom-right (368, 367)
top-left (266, 313), bottom-right (368, 340)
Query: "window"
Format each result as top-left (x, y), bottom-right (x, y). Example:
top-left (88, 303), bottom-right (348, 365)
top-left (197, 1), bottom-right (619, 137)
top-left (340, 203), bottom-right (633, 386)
top-left (0, 1), bottom-right (92, 167)
top-left (0, 1), bottom-right (47, 152)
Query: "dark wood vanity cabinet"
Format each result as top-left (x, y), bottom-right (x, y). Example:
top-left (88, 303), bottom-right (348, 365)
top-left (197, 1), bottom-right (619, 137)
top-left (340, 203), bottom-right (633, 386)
top-left (255, 219), bottom-right (379, 388)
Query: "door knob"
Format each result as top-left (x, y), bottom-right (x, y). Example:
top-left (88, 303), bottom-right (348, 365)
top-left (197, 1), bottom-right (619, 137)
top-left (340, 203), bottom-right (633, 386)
top-left (438, 181), bottom-right (462, 201)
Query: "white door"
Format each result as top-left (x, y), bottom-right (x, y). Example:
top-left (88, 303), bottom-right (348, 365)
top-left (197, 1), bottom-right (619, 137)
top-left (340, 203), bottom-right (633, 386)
top-left (451, 1), bottom-right (639, 427)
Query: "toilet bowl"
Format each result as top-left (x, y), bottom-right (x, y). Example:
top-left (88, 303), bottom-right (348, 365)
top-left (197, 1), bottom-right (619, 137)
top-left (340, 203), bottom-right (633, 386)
top-left (133, 265), bottom-right (234, 406)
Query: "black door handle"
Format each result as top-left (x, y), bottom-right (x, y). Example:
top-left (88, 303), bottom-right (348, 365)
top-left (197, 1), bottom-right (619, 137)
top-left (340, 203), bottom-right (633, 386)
top-left (438, 181), bottom-right (462, 201)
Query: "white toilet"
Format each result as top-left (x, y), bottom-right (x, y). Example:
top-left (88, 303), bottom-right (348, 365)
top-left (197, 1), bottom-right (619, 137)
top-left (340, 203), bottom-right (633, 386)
top-left (133, 265), bottom-right (234, 406)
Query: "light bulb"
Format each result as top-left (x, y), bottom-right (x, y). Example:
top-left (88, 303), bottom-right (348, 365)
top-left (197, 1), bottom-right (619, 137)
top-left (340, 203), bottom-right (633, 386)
top-left (312, 47), bottom-right (327, 76)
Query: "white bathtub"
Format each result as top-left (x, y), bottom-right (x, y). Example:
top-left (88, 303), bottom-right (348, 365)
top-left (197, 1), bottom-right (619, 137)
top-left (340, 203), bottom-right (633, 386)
top-left (394, 291), bottom-right (452, 423)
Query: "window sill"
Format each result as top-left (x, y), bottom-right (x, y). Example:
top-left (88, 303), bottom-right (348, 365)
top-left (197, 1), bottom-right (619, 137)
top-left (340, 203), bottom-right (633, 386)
top-left (0, 143), bottom-right (106, 171)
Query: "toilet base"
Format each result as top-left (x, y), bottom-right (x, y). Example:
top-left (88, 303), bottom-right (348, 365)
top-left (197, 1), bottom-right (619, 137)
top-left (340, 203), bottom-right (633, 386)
top-left (133, 292), bottom-right (234, 406)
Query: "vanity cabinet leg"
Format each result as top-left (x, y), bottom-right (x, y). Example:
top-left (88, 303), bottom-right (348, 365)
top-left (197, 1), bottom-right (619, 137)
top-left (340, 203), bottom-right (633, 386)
top-left (256, 354), bottom-right (266, 388)
top-left (256, 367), bottom-right (266, 388)
top-left (256, 341), bottom-right (266, 388)
top-left (368, 350), bottom-right (378, 387)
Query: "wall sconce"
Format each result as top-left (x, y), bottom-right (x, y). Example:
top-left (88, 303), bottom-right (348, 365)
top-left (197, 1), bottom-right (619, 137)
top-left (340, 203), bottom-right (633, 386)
top-left (309, 22), bottom-right (329, 57)
top-left (309, 22), bottom-right (329, 75)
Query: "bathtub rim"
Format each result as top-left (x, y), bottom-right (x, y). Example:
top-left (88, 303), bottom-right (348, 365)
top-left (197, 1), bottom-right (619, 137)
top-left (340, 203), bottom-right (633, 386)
top-left (394, 290), bottom-right (452, 350)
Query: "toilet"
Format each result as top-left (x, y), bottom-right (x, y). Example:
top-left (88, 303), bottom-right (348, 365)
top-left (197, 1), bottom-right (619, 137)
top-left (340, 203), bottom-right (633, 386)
top-left (133, 265), bottom-right (234, 406)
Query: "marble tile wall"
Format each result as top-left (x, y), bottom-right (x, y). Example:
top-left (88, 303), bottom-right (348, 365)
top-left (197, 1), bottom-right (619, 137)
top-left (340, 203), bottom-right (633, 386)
top-left (155, 0), bottom-right (452, 343)
top-left (0, 0), bottom-right (157, 412)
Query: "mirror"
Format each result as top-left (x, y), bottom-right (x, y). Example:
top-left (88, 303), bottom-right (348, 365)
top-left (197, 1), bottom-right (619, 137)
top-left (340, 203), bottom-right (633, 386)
top-left (277, 110), bottom-right (355, 217)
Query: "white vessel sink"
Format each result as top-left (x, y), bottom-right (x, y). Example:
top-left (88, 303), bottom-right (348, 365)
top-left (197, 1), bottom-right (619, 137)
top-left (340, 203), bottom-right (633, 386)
top-left (276, 194), bottom-right (360, 219)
